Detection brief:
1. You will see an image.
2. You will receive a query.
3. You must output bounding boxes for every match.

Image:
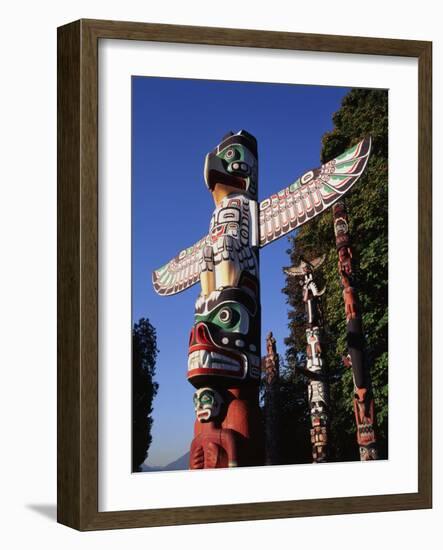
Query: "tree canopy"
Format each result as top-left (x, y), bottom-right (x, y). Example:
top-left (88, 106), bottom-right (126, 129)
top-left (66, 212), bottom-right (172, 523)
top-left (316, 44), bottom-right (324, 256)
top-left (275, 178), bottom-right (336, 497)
top-left (132, 317), bottom-right (159, 471)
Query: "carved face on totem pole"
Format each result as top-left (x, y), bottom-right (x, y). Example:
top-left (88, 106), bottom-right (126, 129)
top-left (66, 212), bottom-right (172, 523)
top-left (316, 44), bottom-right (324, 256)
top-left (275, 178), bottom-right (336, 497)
top-left (193, 387), bottom-right (224, 423)
top-left (204, 130), bottom-right (258, 201)
top-left (334, 202), bottom-right (353, 279)
top-left (188, 275), bottom-right (261, 387)
top-left (333, 202), bottom-right (350, 243)
top-left (354, 387), bottom-right (377, 447)
top-left (359, 445), bottom-right (378, 461)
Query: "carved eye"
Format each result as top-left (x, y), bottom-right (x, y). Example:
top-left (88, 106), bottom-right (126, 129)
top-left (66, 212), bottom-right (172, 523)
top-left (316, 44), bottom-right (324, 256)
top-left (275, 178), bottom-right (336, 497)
top-left (225, 148), bottom-right (235, 160)
top-left (218, 307), bottom-right (232, 324)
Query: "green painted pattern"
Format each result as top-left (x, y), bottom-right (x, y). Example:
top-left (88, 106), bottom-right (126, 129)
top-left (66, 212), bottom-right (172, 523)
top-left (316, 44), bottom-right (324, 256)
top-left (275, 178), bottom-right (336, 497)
top-left (219, 144), bottom-right (246, 162)
top-left (334, 159), bottom-right (358, 172)
top-left (335, 142), bottom-right (358, 162)
top-left (195, 302), bottom-right (249, 334)
top-left (329, 174), bottom-right (353, 185)
top-left (320, 183), bottom-right (337, 195)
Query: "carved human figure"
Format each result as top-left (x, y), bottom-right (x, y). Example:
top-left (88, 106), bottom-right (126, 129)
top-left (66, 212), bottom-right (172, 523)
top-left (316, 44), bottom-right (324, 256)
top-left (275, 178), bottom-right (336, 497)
top-left (287, 256), bottom-right (325, 328)
top-left (189, 387), bottom-right (240, 469)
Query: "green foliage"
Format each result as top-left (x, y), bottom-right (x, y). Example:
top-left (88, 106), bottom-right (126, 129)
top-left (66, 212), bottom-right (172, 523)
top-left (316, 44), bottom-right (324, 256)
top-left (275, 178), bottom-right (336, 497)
top-left (277, 361), bottom-right (312, 464)
top-left (132, 317), bottom-right (159, 471)
top-left (282, 89), bottom-right (389, 462)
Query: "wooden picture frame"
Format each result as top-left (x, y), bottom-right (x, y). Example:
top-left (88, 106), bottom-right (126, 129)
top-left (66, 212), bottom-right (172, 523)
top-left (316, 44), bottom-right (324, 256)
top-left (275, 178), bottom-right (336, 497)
top-left (57, 18), bottom-right (432, 530)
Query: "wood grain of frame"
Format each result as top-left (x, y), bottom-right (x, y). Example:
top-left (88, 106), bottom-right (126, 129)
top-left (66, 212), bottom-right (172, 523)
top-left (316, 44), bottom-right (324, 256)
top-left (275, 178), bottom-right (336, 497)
top-left (57, 19), bottom-right (432, 531)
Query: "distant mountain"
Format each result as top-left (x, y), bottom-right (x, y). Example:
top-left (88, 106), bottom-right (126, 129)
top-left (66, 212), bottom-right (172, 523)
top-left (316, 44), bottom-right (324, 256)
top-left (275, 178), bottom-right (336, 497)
top-left (141, 451), bottom-right (190, 472)
top-left (163, 451), bottom-right (190, 471)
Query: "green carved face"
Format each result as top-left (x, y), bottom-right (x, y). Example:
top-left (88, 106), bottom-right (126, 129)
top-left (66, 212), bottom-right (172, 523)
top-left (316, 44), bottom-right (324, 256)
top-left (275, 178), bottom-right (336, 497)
top-left (188, 285), bottom-right (261, 385)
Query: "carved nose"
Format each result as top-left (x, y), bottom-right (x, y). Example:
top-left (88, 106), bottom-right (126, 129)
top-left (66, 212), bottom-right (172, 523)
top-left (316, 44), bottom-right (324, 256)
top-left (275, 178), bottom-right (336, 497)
top-left (190, 323), bottom-right (212, 346)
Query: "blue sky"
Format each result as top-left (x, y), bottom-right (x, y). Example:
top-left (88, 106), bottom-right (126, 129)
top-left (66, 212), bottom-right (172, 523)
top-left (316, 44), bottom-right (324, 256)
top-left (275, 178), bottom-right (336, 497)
top-left (132, 76), bottom-right (350, 467)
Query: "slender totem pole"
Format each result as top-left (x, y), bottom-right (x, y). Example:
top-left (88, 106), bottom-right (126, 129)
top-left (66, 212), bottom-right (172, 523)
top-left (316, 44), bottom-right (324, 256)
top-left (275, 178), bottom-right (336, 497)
top-left (152, 131), bottom-right (371, 468)
top-left (332, 201), bottom-right (378, 460)
top-left (285, 255), bottom-right (329, 463)
top-left (262, 331), bottom-right (280, 465)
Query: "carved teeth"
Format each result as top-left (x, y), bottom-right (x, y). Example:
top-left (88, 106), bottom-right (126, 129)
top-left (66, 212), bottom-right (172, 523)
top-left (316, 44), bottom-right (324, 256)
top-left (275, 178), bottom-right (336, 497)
top-left (211, 362), bottom-right (239, 371)
top-left (188, 350), bottom-right (241, 372)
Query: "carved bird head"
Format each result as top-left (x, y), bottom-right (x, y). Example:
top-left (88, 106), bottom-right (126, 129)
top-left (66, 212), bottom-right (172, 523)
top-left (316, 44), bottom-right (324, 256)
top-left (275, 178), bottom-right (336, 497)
top-left (204, 130), bottom-right (258, 200)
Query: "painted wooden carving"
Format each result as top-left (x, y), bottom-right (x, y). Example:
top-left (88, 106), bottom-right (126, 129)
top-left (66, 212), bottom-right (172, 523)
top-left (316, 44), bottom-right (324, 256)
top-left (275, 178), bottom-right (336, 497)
top-left (152, 130), bottom-right (371, 468)
top-left (285, 255), bottom-right (329, 463)
top-left (264, 331), bottom-right (279, 385)
top-left (152, 136), bottom-right (372, 296)
top-left (332, 201), bottom-right (378, 461)
top-left (262, 331), bottom-right (280, 465)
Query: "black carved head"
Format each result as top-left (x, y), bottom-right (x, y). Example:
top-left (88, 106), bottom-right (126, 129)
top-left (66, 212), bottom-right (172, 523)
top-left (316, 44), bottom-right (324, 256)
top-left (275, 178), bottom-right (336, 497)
top-left (203, 130), bottom-right (258, 200)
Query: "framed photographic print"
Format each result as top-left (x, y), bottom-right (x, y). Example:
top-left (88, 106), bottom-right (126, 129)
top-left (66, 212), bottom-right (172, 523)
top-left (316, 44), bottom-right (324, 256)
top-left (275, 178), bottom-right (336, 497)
top-left (57, 19), bottom-right (432, 530)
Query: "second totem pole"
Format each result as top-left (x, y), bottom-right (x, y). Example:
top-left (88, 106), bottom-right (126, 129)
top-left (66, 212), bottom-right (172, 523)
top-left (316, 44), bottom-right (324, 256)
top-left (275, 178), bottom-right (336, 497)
top-left (286, 256), bottom-right (329, 463)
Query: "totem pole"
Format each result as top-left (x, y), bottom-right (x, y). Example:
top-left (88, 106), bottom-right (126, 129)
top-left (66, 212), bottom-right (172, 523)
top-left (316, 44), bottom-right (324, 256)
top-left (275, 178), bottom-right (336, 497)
top-left (152, 130), bottom-right (371, 468)
top-left (262, 331), bottom-right (280, 465)
top-left (285, 255), bottom-right (329, 463)
top-left (332, 200), bottom-right (378, 461)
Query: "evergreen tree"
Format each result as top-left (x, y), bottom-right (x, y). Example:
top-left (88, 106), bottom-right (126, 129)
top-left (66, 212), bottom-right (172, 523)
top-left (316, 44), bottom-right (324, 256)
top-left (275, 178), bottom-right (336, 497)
top-left (132, 317), bottom-right (159, 471)
top-left (283, 89), bottom-right (388, 461)
top-left (278, 360), bottom-right (312, 464)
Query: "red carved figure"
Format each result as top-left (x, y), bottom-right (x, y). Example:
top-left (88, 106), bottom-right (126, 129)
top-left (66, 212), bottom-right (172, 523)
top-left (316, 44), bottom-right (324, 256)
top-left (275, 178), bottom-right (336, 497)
top-left (189, 385), bottom-right (263, 469)
top-left (342, 285), bottom-right (358, 321)
top-left (190, 387), bottom-right (240, 469)
top-left (338, 246), bottom-right (353, 277)
top-left (333, 201), bottom-right (378, 460)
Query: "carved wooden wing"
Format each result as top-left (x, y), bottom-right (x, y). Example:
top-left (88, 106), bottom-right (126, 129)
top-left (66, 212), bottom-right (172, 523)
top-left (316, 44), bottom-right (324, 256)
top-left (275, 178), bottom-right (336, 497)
top-left (284, 264), bottom-right (306, 277)
top-left (285, 254), bottom-right (326, 277)
top-left (259, 137), bottom-right (371, 248)
top-left (152, 235), bottom-right (210, 296)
